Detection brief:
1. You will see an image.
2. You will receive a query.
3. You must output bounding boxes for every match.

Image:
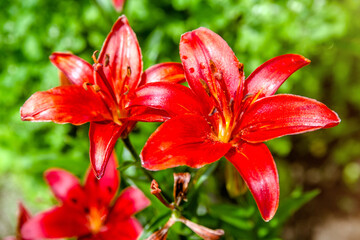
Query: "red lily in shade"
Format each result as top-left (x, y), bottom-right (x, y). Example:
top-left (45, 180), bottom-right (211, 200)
top-left (112, 0), bottom-right (125, 12)
top-left (21, 153), bottom-right (150, 239)
top-left (128, 27), bottom-right (341, 221)
top-left (20, 15), bottom-right (184, 178)
top-left (4, 203), bottom-right (31, 240)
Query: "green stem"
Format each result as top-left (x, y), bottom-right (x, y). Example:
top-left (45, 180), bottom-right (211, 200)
top-left (121, 136), bottom-right (154, 181)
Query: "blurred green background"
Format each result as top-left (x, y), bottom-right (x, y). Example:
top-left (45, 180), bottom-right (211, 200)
top-left (0, 0), bottom-right (359, 239)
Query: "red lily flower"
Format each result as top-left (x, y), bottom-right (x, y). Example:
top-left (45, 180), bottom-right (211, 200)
top-left (112, 0), bottom-right (125, 12)
top-left (4, 203), bottom-right (31, 240)
top-left (21, 153), bottom-right (150, 239)
top-left (128, 27), bottom-right (341, 221)
top-left (20, 15), bottom-right (184, 178)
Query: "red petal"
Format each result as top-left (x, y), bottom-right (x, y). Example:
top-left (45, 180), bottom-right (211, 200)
top-left (128, 106), bottom-right (170, 122)
top-left (99, 217), bottom-right (143, 240)
top-left (107, 186), bottom-right (150, 222)
top-left (45, 169), bottom-right (88, 211)
top-left (98, 16), bottom-right (142, 99)
top-left (140, 62), bottom-right (185, 85)
top-left (21, 206), bottom-right (89, 239)
top-left (112, 0), bottom-right (125, 12)
top-left (244, 54), bottom-right (311, 98)
top-left (128, 82), bottom-right (208, 118)
top-left (141, 114), bottom-right (231, 170)
top-left (238, 94), bottom-right (341, 142)
top-left (50, 52), bottom-right (94, 86)
top-left (89, 122), bottom-right (125, 178)
top-left (225, 144), bottom-right (279, 221)
top-left (180, 27), bottom-right (244, 105)
top-left (17, 203), bottom-right (31, 233)
top-left (84, 152), bottom-right (120, 208)
top-left (20, 86), bottom-right (112, 125)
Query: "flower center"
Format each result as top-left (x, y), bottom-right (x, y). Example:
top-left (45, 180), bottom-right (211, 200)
top-left (88, 207), bottom-right (105, 234)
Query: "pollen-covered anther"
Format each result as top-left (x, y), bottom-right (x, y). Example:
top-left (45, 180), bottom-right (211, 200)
top-left (209, 59), bottom-right (217, 73)
top-left (104, 54), bottom-right (110, 67)
top-left (238, 62), bottom-right (244, 74)
top-left (93, 85), bottom-right (101, 92)
top-left (83, 82), bottom-right (92, 91)
top-left (126, 66), bottom-right (132, 77)
top-left (199, 78), bottom-right (211, 96)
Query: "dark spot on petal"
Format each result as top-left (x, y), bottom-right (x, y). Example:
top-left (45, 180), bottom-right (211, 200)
top-left (71, 198), bottom-right (78, 204)
top-left (107, 186), bottom-right (112, 193)
top-left (84, 207), bottom-right (90, 214)
top-left (189, 67), bottom-right (194, 73)
top-left (182, 55), bottom-right (188, 60)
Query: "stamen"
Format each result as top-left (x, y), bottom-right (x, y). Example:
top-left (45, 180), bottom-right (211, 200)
top-left (92, 50), bottom-right (99, 64)
top-left (104, 54), bottom-right (110, 67)
top-left (209, 59), bottom-right (217, 73)
top-left (238, 63), bottom-right (244, 75)
top-left (82, 82), bottom-right (91, 91)
top-left (126, 66), bottom-right (131, 77)
top-left (199, 78), bottom-right (211, 96)
top-left (208, 107), bottom-right (217, 117)
top-left (93, 85), bottom-right (101, 92)
top-left (229, 98), bottom-right (234, 110)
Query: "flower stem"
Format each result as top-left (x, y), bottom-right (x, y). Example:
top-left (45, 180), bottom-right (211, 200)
top-left (121, 136), bottom-right (154, 181)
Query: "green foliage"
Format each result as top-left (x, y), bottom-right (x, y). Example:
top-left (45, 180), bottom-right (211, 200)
top-left (1, 0), bottom-right (359, 238)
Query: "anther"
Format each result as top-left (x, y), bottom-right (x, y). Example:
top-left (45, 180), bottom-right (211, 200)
top-left (126, 66), bottom-right (131, 77)
top-left (199, 78), bottom-right (211, 96)
top-left (93, 85), bottom-right (101, 92)
top-left (238, 63), bottom-right (244, 74)
top-left (208, 107), bottom-right (217, 117)
top-left (82, 82), bottom-right (92, 91)
top-left (92, 50), bottom-right (99, 64)
top-left (209, 59), bottom-right (217, 73)
top-left (104, 54), bottom-right (110, 67)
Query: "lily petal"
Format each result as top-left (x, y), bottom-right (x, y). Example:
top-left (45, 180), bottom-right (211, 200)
top-left (89, 122), bottom-right (124, 178)
top-left (50, 52), bottom-right (94, 86)
top-left (112, 0), bottom-right (125, 12)
top-left (20, 86), bottom-right (112, 125)
top-left (128, 106), bottom-right (170, 122)
top-left (140, 62), bottom-right (185, 85)
top-left (128, 82), bottom-right (208, 117)
top-left (141, 114), bottom-right (232, 170)
top-left (100, 217), bottom-right (143, 240)
top-left (17, 203), bottom-right (31, 233)
top-left (84, 152), bottom-right (120, 208)
top-left (180, 27), bottom-right (244, 104)
top-left (225, 144), bottom-right (279, 221)
top-left (107, 186), bottom-right (150, 222)
top-left (45, 169), bottom-right (88, 210)
top-left (98, 15), bottom-right (142, 99)
top-left (244, 54), bottom-right (311, 98)
top-left (21, 206), bottom-right (89, 239)
top-left (239, 94), bottom-right (341, 142)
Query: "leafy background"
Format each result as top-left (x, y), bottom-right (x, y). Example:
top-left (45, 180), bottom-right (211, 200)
top-left (0, 0), bottom-right (359, 239)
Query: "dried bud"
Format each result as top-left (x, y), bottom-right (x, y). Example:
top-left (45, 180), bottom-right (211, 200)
top-left (173, 172), bottom-right (191, 206)
top-left (150, 179), bottom-right (173, 209)
top-left (178, 217), bottom-right (224, 240)
top-left (146, 217), bottom-right (176, 240)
